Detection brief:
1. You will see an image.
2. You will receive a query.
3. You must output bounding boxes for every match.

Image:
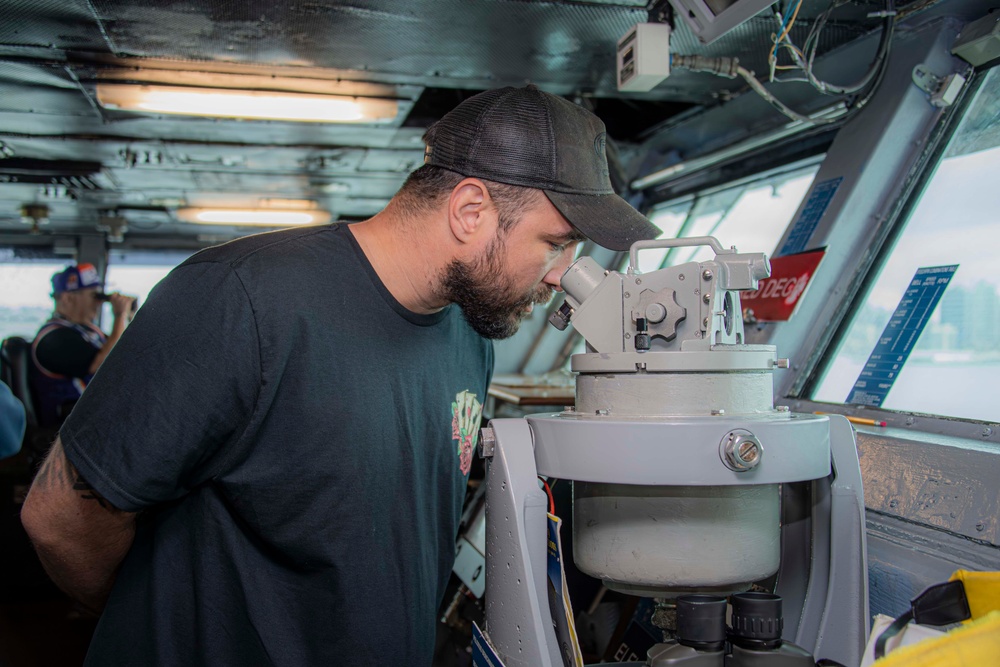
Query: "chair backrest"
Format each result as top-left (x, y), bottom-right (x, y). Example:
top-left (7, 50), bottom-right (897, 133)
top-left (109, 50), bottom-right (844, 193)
top-left (1, 336), bottom-right (38, 428)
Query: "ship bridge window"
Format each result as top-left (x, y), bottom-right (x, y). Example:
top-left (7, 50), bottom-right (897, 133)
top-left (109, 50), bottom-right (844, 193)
top-left (0, 248), bottom-right (193, 341)
top-left (813, 66), bottom-right (1000, 423)
top-left (634, 165), bottom-right (820, 273)
top-left (0, 249), bottom-right (69, 341)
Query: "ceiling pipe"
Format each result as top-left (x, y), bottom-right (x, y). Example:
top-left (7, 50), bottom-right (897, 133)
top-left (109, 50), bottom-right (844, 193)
top-left (631, 103), bottom-right (847, 191)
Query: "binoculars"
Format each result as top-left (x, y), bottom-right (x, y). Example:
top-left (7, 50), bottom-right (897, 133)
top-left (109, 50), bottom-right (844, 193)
top-left (648, 592), bottom-right (824, 666)
top-left (95, 292), bottom-right (139, 313)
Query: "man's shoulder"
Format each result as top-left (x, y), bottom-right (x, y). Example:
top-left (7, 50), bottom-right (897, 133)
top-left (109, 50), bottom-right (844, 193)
top-left (184, 224), bottom-right (345, 269)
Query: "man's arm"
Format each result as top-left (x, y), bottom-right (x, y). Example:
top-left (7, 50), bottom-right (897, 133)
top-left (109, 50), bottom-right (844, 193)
top-left (21, 436), bottom-right (137, 614)
top-left (87, 293), bottom-right (134, 376)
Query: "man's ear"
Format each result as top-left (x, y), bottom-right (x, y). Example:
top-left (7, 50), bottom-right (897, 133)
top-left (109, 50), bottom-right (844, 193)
top-left (448, 178), bottom-right (496, 245)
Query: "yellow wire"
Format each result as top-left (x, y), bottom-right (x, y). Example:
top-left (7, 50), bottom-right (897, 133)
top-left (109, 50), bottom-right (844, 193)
top-left (769, 0), bottom-right (804, 64)
top-left (777, 0), bottom-right (803, 45)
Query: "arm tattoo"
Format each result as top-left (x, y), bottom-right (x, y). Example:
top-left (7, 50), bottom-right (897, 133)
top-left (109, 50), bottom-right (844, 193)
top-left (35, 439), bottom-right (112, 510)
top-left (72, 474), bottom-right (110, 510)
top-left (33, 441), bottom-right (74, 490)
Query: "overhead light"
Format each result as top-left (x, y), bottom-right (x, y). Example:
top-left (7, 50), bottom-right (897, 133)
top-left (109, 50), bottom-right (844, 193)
top-left (96, 83), bottom-right (398, 123)
top-left (176, 207), bottom-right (332, 226)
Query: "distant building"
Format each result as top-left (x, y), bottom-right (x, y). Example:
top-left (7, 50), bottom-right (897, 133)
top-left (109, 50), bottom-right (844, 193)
top-left (939, 282), bottom-right (1000, 352)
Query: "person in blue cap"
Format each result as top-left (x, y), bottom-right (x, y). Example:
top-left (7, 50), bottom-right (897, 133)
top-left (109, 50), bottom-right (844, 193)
top-left (29, 263), bottom-right (136, 427)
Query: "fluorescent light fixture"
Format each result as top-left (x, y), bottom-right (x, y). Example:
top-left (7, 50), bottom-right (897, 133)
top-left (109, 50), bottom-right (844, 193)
top-left (177, 207), bottom-right (332, 226)
top-left (96, 83), bottom-right (398, 123)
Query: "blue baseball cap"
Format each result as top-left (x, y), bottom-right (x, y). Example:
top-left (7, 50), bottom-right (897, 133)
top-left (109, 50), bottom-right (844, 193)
top-left (52, 263), bottom-right (102, 295)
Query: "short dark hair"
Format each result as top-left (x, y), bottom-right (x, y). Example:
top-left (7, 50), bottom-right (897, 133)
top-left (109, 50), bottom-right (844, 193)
top-left (395, 164), bottom-right (543, 233)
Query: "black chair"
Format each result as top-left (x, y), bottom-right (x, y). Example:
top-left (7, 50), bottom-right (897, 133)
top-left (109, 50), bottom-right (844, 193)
top-left (1, 336), bottom-right (39, 430)
top-left (1, 336), bottom-right (58, 464)
top-left (1, 339), bottom-right (66, 604)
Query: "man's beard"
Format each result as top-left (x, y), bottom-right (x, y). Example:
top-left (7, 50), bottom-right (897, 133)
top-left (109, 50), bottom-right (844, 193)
top-left (441, 236), bottom-right (553, 340)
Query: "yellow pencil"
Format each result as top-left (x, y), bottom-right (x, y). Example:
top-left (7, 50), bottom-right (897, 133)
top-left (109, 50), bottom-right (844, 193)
top-left (814, 412), bottom-right (886, 427)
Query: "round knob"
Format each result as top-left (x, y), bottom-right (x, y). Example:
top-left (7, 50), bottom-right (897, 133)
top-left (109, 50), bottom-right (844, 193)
top-left (720, 429), bottom-right (763, 471)
top-left (645, 302), bottom-right (667, 324)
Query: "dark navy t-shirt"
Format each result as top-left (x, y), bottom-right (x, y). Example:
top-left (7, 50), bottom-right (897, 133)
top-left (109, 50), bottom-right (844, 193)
top-left (60, 224), bottom-right (493, 666)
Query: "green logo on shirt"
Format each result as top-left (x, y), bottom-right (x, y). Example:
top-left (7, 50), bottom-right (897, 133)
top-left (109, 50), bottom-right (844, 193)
top-left (452, 390), bottom-right (483, 475)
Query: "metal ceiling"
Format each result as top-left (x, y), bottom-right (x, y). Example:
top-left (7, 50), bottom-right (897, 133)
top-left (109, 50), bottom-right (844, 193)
top-left (0, 0), bottom-right (882, 247)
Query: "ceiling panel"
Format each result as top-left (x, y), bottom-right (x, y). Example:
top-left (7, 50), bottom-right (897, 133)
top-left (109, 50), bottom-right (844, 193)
top-left (0, 0), bottom-right (886, 245)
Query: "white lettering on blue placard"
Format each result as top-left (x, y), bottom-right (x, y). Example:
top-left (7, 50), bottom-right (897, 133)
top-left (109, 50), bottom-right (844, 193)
top-left (847, 265), bottom-right (958, 407)
top-left (779, 177), bottom-right (843, 257)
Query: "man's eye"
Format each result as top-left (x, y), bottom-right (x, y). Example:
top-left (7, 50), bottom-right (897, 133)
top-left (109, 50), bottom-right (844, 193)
top-left (548, 241), bottom-right (565, 252)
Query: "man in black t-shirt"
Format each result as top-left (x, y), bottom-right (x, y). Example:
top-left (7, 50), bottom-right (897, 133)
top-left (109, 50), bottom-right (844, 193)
top-left (29, 263), bottom-right (136, 427)
top-left (21, 86), bottom-right (661, 666)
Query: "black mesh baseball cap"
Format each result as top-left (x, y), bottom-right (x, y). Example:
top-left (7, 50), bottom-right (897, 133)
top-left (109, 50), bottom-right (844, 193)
top-left (423, 85), bottom-right (661, 251)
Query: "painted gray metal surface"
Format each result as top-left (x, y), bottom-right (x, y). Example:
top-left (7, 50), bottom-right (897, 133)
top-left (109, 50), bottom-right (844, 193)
top-left (566, 240), bottom-right (770, 359)
top-left (483, 418), bottom-right (562, 667)
top-left (774, 415), bottom-right (869, 667)
top-left (804, 415), bottom-right (869, 665)
top-left (856, 429), bottom-right (1000, 545)
top-left (526, 412), bottom-right (831, 485)
top-left (574, 481), bottom-right (781, 595)
top-left (571, 348), bottom-right (779, 374)
top-left (575, 371), bottom-right (774, 415)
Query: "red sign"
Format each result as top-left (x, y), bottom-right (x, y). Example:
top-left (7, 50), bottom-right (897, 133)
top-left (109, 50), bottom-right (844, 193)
top-left (740, 248), bottom-right (825, 322)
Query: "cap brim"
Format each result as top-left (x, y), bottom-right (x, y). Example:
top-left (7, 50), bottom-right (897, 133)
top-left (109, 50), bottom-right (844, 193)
top-left (544, 191), bottom-right (661, 252)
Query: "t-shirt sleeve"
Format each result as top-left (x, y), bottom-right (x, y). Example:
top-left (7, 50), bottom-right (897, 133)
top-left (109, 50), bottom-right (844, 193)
top-left (0, 382), bottom-right (25, 460)
top-left (35, 327), bottom-right (100, 378)
top-left (60, 261), bottom-right (261, 512)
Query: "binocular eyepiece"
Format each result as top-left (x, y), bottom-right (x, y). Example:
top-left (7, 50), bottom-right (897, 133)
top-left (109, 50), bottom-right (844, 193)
top-left (648, 592), bottom-right (817, 666)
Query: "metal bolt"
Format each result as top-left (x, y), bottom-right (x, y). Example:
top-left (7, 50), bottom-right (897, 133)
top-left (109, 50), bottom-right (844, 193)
top-left (563, 406), bottom-right (576, 413)
top-left (982, 427), bottom-right (993, 437)
top-left (479, 427), bottom-right (496, 459)
top-left (976, 522), bottom-right (986, 532)
top-left (703, 293), bottom-right (711, 304)
top-left (720, 429), bottom-right (763, 472)
top-left (773, 358), bottom-right (790, 368)
top-left (889, 499), bottom-right (898, 508)
top-left (678, 274), bottom-right (685, 281)
top-left (776, 405), bottom-right (790, 412)
top-left (596, 409), bottom-right (610, 416)
top-left (635, 278), bottom-right (642, 285)
top-left (702, 269), bottom-right (713, 281)
top-left (906, 417), bottom-right (915, 426)
top-left (703, 317), bottom-right (709, 328)
top-left (711, 409), bottom-right (726, 416)
top-left (624, 291), bottom-right (631, 298)
top-left (624, 332), bottom-right (631, 339)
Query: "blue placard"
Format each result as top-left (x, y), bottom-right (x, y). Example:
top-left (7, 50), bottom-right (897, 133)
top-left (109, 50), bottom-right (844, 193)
top-left (472, 621), bottom-right (506, 667)
top-left (847, 265), bottom-right (958, 407)
top-left (779, 177), bottom-right (843, 256)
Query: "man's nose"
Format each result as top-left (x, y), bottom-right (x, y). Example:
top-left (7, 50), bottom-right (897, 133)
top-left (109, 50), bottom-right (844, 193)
top-left (543, 246), bottom-right (578, 292)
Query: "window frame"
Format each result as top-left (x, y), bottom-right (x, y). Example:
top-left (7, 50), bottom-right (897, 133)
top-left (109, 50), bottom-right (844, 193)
top-left (791, 65), bottom-right (1000, 437)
